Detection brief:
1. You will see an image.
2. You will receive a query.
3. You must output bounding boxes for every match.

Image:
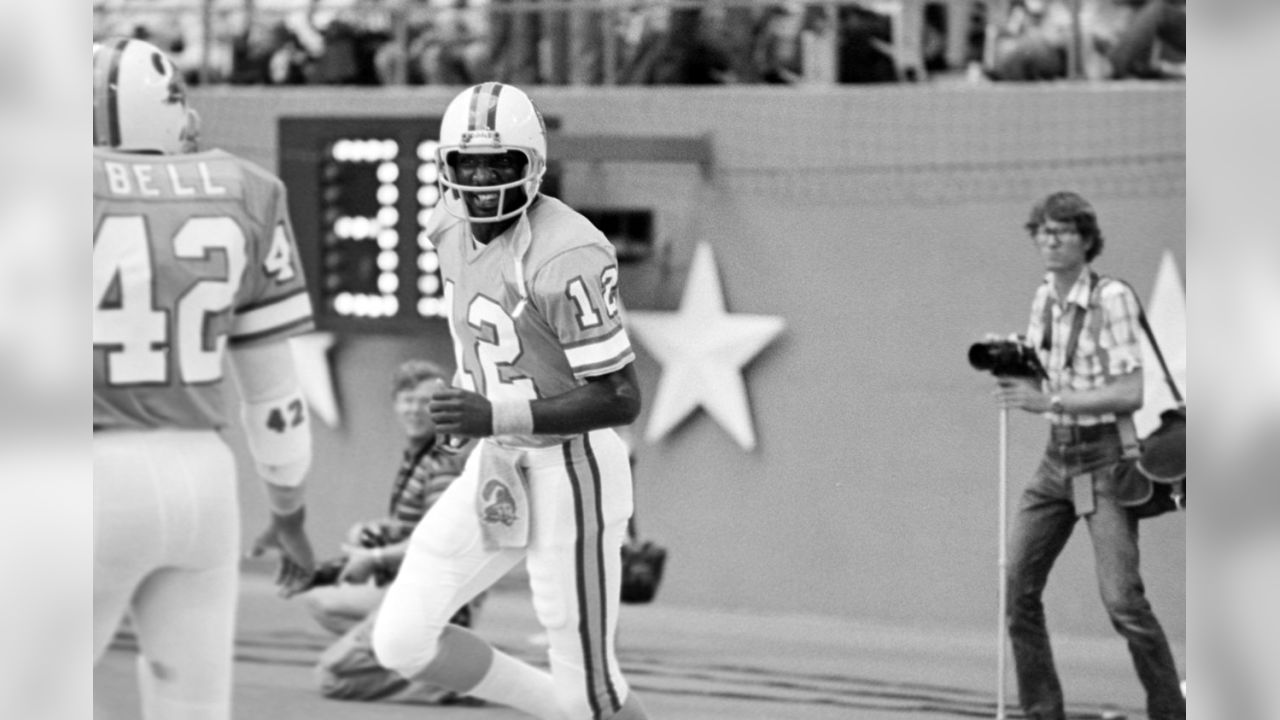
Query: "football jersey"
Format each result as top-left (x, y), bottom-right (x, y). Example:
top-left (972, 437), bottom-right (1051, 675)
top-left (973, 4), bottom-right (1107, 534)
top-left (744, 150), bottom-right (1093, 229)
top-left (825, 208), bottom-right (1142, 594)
top-left (431, 195), bottom-right (635, 448)
top-left (93, 147), bottom-right (314, 430)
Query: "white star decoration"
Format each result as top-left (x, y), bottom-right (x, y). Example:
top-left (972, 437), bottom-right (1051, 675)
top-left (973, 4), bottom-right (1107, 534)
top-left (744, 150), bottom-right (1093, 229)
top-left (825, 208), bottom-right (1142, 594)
top-left (627, 243), bottom-right (785, 451)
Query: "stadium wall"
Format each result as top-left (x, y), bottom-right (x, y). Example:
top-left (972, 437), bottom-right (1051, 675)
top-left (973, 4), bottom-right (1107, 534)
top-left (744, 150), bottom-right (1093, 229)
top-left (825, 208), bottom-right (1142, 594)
top-left (197, 86), bottom-right (1186, 641)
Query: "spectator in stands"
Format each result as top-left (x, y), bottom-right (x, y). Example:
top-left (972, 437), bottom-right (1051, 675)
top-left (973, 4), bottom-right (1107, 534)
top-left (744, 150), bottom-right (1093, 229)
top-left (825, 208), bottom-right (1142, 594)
top-left (568, 0), bottom-right (606, 84)
top-left (988, 0), bottom-right (1073, 80)
top-left (620, 2), bottom-right (736, 84)
top-left (1107, 0), bottom-right (1184, 78)
top-left (836, 3), bottom-right (897, 83)
top-left (490, 0), bottom-right (541, 84)
top-left (419, 0), bottom-right (492, 85)
top-left (986, 0), bottom-right (1180, 81)
top-left (231, 20), bottom-right (311, 85)
top-left (312, 16), bottom-right (388, 85)
top-left (751, 3), bottom-right (804, 84)
top-left (297, 360), bottom-right (481, 704)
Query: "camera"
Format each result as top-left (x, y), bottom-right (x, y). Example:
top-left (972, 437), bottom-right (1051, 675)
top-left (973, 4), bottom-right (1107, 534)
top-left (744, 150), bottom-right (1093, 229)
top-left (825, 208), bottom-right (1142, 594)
top-left (968, 338), bottom-right (1047, 380)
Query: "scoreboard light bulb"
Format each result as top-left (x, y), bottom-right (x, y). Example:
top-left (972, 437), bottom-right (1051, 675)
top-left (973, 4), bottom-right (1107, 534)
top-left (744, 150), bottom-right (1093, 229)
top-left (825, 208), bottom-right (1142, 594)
top-left (416, 140), bottom-right (439, 161)
top-left (417, 207), bottom-right (435, 228)
top-left (377, 207), bottom-right (399, 227)
top-left (383, 296), bottom-right (400, 316)
top-left (333, 292), bottom-right (354, 316)
top-left (417, 251), bottom-right (439, 273)
top-left (331, 139), bottom-right (351, 162)
top-left (417, 231), bottom-right (435, 249)
top-left (417, 297), bottom-right (444, 318)
top-left (418, 274), bottom-right (440, 295)
top-left (377, 229), bottom-right (399, 249)
top-left (417, 163), bottom-right (439, 184)
top-left (417, 185), bottom-right (440, 206)
top-left (377, 161), bottom-right (399, 183)
top-left (379, 140), bottom-right (399, 161)
top-left (377, 250), bottom-right (399, 271)
top-left (378, 273), bottom-right (399, 294)
top-left (346, 216), bottom-right (372, 239)
top-left (377, 184), bottom-right (399, 206)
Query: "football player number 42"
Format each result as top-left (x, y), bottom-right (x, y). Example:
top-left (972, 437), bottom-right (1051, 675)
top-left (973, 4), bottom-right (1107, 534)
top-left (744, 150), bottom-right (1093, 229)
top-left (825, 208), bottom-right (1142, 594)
top-left (93, 215), bottom-right (292, 386)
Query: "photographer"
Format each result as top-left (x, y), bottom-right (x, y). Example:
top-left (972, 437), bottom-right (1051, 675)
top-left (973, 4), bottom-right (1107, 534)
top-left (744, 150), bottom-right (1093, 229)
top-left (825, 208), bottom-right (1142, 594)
top-left (989, 192), bottom-right (1184, 720)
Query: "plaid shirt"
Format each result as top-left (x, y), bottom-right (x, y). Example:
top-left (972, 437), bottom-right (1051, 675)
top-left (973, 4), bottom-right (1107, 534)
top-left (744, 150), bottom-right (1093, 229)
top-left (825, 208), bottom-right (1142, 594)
top-left (383, 436), bottom-right (475, 542)
top-left (1026, 269), bottom-right (1143, 427)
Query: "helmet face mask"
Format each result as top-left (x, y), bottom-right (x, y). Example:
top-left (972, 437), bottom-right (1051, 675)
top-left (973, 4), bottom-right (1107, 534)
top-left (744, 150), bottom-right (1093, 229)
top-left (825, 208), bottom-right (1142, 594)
top-left (444, 148), bottom-right (536, 223)
top-left (436, 83), bottom-right (547, 224)
top-left (93, 38), bottom-right (193, 154)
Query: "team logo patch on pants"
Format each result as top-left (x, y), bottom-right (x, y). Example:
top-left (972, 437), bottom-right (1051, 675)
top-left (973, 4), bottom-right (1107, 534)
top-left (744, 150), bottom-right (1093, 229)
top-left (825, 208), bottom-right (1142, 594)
top-left (474, 443), bottom-right (530, 549)
top-left (481, 479), bottom-right (518, 526)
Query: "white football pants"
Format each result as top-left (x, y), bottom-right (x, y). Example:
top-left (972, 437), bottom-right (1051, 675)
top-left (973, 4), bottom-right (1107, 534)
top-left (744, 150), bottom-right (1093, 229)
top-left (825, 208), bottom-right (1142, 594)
top-left (93, 428), bottom-right (240, 720)
top-left (373, 428), bottom-right (635, 719)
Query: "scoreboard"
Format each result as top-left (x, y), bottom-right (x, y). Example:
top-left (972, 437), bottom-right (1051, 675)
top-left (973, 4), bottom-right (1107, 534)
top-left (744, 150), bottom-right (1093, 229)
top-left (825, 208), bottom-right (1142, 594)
top-left (279, 116), bottom-right (560, 334)
top-left (280, 117), bottom-right (687, 334)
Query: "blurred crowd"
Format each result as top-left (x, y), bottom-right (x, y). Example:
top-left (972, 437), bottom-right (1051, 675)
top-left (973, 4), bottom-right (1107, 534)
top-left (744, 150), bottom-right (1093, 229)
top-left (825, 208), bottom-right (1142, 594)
top-left (92, 0), bottom-right (1185, 87)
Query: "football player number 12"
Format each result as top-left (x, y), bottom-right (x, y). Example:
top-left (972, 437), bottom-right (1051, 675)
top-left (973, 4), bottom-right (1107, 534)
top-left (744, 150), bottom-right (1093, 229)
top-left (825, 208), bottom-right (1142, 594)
top-left (93, 215), bottom-right (291, 386)
top-left (445, 267), bottom-right (619, 397)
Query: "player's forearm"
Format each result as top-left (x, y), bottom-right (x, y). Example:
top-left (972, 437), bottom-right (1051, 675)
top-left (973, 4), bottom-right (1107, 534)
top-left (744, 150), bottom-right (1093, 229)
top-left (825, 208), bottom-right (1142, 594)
top-left (265, 489), bottom-right (306, 522)
top-left (531, 367), bottom-right (641, 436)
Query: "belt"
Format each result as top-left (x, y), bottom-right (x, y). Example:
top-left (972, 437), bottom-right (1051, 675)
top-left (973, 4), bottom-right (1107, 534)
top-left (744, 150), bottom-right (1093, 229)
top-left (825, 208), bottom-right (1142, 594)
top-left (1048, 422), bottom-right (1118, 445)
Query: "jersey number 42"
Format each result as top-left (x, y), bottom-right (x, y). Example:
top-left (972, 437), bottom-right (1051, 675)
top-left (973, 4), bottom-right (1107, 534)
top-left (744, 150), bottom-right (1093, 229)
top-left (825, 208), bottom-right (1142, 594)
top-left (93, 215), bottom-right (291, 386)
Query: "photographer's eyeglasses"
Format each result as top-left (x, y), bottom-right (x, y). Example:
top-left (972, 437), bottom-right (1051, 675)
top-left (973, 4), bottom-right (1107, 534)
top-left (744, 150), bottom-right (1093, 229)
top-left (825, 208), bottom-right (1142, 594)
top-left (1035, 224), bottom-right (1081, 242)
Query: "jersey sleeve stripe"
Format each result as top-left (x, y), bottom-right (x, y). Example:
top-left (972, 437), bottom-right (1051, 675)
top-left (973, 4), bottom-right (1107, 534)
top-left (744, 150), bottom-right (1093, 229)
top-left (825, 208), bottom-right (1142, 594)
top-left (228, 317), bottom-right (314, 347)
top-left (571, 350), bottom-right (635, 380)
top-left (562, 323), bottom-right (625, 349)
top-left (235, 287), bottom-right (309, 315)
top-left (230, 292), bottom-right (314, 342)
top-left (564, 327), bottom-right (633, 373)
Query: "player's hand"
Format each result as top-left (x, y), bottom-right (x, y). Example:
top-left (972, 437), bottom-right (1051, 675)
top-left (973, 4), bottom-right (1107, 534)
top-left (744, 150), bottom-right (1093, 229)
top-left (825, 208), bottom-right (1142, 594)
top-left (428, 387), bottom-right (494, 437)
top-left (336, 546), bottom-right (379, 585)
top-left (250, 507), bottom-right (317, 598)
top-left (345, 519), bottom-right (388, 548)
top-left (993, 378), bottom-right (1050, 414)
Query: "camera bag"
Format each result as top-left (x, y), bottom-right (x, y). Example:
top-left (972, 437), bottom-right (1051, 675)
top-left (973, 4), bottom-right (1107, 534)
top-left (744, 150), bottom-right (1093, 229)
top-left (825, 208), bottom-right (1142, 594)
top-left (1065, 275), bottom-right (1185, 520)
top-left (1113, 298), bottom-right (1186, 519)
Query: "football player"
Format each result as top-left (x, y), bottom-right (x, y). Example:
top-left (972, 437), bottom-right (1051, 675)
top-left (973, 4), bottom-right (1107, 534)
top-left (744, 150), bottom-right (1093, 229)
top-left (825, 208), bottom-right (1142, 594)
top-left (93, 37), bottom-right (317, 720)
top-left (370, 82), bottom-right (649, 720)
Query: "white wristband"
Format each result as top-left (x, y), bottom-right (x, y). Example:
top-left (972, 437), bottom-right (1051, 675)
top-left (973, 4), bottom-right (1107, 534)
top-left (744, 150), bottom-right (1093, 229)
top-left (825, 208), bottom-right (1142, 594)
top-left (242, 389), bottom-right (312, 487)
top-left (491, 399), bottom-right (534, 436)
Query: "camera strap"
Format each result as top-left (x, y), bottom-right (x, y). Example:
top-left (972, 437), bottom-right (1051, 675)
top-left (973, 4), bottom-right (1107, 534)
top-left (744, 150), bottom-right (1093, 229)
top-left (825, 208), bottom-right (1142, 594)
top-left (1040, 271), bottom-right (1099, 373)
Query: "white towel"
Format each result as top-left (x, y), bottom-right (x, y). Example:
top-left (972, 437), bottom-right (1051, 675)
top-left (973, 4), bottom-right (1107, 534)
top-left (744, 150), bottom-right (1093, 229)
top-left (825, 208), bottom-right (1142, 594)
top-left (475, 443), bottom-right (530, 550)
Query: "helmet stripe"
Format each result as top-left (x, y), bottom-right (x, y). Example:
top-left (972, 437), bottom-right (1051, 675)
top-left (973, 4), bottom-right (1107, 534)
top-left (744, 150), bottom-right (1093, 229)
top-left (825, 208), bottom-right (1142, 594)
top-left (466, 83), bottom-right (488, 132)
top-left (486, 83), bottom-right (504, 131)
top-left (93, 38), bottom-right (129, 148)
top-left (466, 82), bottom-right (505, 133)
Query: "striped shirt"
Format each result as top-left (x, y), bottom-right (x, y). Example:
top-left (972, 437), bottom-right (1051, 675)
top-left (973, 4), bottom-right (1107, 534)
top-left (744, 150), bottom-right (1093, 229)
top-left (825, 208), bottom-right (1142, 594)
top-left (1026, 269), bottom-right (1143, 427)
top-left (383, 436), bottom-right (475, 542)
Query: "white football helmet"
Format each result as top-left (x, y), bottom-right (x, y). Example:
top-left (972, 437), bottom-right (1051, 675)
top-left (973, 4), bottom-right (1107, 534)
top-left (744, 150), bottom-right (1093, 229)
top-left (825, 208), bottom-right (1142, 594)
top-left (93, 37), bottom-right (197, 154)
top-left (436, 83), bottom-right (547, 224)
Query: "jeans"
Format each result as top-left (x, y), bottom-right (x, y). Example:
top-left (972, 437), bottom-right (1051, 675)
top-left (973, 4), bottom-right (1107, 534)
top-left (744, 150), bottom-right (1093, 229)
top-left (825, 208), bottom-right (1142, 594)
top-left (1006, 433), bottom-right (1185, 720)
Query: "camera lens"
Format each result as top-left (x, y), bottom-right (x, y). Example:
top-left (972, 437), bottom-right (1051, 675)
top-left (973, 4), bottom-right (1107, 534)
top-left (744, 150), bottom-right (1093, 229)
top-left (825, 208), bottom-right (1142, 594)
top-left (968, 343), bottom-right (995, 371)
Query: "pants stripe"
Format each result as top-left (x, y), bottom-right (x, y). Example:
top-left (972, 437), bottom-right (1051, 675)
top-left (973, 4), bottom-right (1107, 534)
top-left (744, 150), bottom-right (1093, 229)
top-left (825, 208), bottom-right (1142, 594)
top-left (563, 434), bottom-right (621, 717)
top-left (582, 434), bottom-right (622, 712)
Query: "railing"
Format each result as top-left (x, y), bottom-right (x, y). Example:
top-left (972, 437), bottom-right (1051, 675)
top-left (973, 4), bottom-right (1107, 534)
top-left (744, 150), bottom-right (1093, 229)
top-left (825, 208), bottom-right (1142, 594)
top-left (95, 0), bottom-right (1107, 86)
